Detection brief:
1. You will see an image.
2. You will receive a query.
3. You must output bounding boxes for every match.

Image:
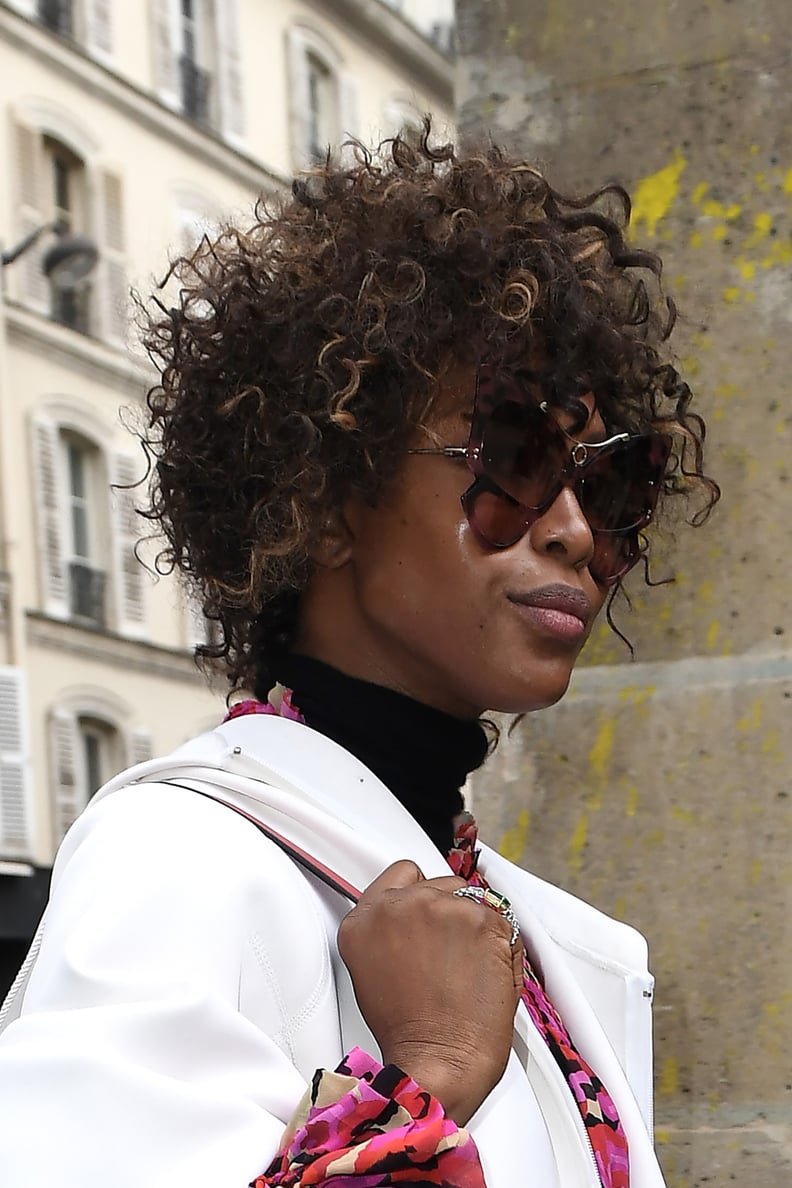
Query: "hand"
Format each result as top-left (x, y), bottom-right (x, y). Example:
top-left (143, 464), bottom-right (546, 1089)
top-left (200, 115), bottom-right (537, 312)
top-left (337, 860), bottom-right (523, 1125)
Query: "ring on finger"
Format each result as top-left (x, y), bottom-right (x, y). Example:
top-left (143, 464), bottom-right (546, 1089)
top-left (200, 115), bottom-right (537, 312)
top-left (453, 885), bottom-right (521, 946)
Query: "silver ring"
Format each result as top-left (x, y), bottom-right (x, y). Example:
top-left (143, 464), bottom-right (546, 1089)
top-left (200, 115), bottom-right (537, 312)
top-left (453, 885), bottom-right (521, 946)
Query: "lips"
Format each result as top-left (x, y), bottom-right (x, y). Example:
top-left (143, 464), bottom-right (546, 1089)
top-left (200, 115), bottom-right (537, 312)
top-left (507, 583), bottom-right (593, 627)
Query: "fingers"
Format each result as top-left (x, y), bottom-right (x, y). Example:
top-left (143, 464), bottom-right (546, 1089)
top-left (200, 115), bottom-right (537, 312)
top-left (358, 859), bottom-right (425, 901)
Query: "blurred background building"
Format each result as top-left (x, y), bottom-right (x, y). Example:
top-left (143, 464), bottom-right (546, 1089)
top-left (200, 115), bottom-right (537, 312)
top-left (0, 0), bottom-right (454, 993)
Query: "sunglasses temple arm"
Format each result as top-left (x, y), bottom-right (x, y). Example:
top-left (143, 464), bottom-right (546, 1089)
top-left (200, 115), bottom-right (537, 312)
top-left (407, 446), bottom-right (470, 458)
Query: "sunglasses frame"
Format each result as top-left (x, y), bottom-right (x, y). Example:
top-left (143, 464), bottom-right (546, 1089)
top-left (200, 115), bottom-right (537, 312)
top-left (410, 364), bottom-right (672, 586)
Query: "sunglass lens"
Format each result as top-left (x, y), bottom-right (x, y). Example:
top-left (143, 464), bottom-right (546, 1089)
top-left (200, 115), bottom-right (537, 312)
top-left (473, 382), bottom-right (566, 511)
top-left (462, 477), bottom-right (536, 549)
top-left (579, 435), bottom-right (671, 533)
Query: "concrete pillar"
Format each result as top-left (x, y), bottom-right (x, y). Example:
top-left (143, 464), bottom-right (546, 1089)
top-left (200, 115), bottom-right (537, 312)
top-left (457, 3), bottom-right (792, 1184)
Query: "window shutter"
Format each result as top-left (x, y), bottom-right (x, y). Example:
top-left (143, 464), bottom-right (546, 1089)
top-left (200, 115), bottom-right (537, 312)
top-left (12, 120), bottom-right (49, 312)
top-left (150, 0), bottom-right (180, 107)
top-left (5, 1), bottom-right (36, 18)
top-left (85, 0), bottom-right (113, 57)
top-left (287, 27), bottom-right (312, 169)
top-left (31, 416), bottom-right (68, 618)
top-left (216, 0), bottom-right (245, 142)
top-left (129, 729), bottom-right (153, 766)
top-left (111, 453), bottom-right (146, 635)
top-left (0, 668), bottom-right (34, 860)
top-left (97, 170), bottom-right (128, 346)
top-left (49, 708), bottom-right (83, 846)
top-left (339, 71), bottom-right (362, 163)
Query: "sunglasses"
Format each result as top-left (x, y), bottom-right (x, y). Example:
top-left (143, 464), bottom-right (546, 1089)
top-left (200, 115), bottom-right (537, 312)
top-left (410, 364), bottom-right (672, 587)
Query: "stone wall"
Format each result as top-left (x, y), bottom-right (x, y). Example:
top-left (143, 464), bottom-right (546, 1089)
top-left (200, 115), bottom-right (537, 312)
top-left (457, 2), bottom-right (792, 1183)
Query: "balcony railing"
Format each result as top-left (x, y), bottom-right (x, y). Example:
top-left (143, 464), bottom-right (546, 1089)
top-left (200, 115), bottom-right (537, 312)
top-left (38, 0), bottom-right (73, 37)
top-left (179, 56), bottom-right (212, 126)
top-left (69, 562), bottom-right (106, 627)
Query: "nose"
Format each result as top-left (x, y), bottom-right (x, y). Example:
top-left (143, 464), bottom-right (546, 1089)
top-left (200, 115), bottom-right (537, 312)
top-left (528, 485), bottom-right (595, 573)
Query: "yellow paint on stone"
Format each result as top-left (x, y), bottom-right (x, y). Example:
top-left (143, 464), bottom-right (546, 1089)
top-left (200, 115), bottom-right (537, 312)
top-left (783, 168), bottom-right (792, 195)
top-left (736, 257), bottom-right (756, 281)
top-left (706, 620), bottom-right (719, 650)
top-left (744, 211), bottom-right (773, 248)
top-left (737, 698), bottom-right (763, 731)
top-left (630, 151), bottom-right (687, 238)
top-left (691, 182), bottom-right (709, 205)
top-left (701, 198), bottom-right (742, 221)
top-left (671, 805), bottom-right (696, 825)
top-left (689, 230), bottom-right (703, 248)
top-left (499, 808), bottom-right (531, 863)
top-left (723, 287), bottom-right (741, 304)
top-left (569, 814), bottom-right (589, 874)
top-left (712, 223), bottom-right (728, 242)
top-left (658, 1056), bottom-right (680, 1097)
top-left (750, 859), bottom-right (763, 885)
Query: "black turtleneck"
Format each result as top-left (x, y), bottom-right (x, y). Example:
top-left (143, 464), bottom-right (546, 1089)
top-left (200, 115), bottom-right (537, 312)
top-left (277, 655), bottom-right (490, 856)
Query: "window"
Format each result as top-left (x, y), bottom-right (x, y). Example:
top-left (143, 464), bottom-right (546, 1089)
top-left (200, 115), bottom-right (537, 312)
top-left (38, 0), bottom-right (73, 36)
top-left (179, 0), bottom-right (213, 125)
top-left (11, 117), bottom-right (128, 345)
top-left (288, 27), bottom-right (359, 169)
top-left (62, 433), bottom-right (106, 626)
top-left (43, 136), bottom-right (91, 333)
top-left (49, 705), bottom-right (146, 844)
top-left (306, 52), bottom-right (337, 163)
top-left (31, 410), bottom-right (146, 635)
top-left (150, 0), bottom-right (244, 141)
top-left (31, 0), bottom-right (113, 55)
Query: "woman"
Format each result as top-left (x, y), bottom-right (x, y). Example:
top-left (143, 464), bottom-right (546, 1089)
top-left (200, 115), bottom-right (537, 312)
top-left (0, 130), bottom-right (717, 1187)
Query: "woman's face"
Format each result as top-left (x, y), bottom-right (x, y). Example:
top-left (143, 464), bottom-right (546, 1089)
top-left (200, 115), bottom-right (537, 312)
top-left (297, 369), bottom-right (610, 718)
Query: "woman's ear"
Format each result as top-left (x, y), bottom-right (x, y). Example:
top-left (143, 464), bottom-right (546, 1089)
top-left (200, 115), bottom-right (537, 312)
top-left (310, 510), bottom-right (354, 569)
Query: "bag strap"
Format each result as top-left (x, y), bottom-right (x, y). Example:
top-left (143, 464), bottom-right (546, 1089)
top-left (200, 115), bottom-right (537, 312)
top-left (165, 780), bottom-right (361, 903)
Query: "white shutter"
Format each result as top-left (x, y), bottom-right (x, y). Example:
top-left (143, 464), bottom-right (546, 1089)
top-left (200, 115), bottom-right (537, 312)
top-left (12, 121), bottom-right (49, 312)
top-left (5, 1), bottom-right (36, 17)
top-left (287, 27), bottom-right (312, 169)
top-left (85, 0), bottom-right (113, 57)
top-left (129, 729), bottom-right (153, 766)
top-left (0, 668), bottom-right (34, 860)
top-left (49, 708), bottom-right (82, 845)
top-left (97, 170), bottom-right (128, 346)
top-left (216, 0), bottom-right (244, 142)
top-left (31, 416), bottom-right (68, 619)
top-left (111, 454), bottom-right (146, 636)
top-left (150, 0), bottom-right (180, 107)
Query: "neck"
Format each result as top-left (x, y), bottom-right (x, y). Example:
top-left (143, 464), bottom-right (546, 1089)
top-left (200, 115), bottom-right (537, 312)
top-left (294, 572), bottom-right (485, 719)
top-left (276, 654), bottom-right (490, 854)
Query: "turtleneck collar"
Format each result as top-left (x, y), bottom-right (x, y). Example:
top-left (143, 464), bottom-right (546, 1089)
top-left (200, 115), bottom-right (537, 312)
top-left (276, 654), bottom-right (490, 855)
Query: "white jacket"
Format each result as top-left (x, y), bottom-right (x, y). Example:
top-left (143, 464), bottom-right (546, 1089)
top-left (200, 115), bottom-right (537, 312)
top-left (0, 714), bottom-right (667, 1188)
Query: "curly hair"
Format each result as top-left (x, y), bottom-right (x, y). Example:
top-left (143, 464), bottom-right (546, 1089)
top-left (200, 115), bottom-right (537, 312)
top-left (141, 125), bottom-right (718, 695)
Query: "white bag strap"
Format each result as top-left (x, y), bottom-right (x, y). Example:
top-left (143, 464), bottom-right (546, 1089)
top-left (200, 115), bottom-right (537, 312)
top-left (0, 763), bottom-right (362, 1036)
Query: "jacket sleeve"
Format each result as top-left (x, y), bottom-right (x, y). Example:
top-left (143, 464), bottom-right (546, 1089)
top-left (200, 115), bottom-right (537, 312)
top-left (0, 782), bottom-right (485, 1188)
top-left (252, 1048), bottom-right (485, 1188)
top-left (0, 782), bottom-right (330, 1188)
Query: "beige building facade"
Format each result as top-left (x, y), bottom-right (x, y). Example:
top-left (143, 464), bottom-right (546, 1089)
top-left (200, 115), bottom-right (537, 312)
top-left (0, 0), bottom-right (453, 989)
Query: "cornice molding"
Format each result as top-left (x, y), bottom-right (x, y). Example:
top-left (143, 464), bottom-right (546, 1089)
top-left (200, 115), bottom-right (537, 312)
top-left (0, 3), bottom-right (288, 194)
top-left (26, 612), bottom-right (219, 688)
top-left (5, 306), bottom-right (154, 399)
top-left (309, 0), bottom-right (454, 100)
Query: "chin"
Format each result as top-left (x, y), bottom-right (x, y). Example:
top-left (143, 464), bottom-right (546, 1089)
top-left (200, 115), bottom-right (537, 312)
top-left (485, 660), bottom-right (576, 717)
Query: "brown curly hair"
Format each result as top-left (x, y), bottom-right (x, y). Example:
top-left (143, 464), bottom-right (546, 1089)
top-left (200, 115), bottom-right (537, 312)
top-left (141, 126), bottom-right (718, 696)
